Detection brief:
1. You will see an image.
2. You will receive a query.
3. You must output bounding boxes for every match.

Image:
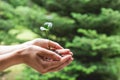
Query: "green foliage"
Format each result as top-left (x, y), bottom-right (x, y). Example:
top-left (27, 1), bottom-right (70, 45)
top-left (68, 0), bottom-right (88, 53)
top-left (65, 29), bottom-right (120, 80)
top-left (71, 8), bottom-right (120, 34)
top-left (33, 0), bottom-right (120, 15)
top-left (0, 0), bottom-right (120, 80)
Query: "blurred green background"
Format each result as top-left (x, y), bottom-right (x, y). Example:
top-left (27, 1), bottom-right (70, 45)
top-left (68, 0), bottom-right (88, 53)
top-left (0, 0), bottom-right (120, 80)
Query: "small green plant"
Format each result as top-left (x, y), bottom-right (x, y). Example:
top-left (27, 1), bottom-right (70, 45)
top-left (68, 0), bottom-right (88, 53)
top-left (40, 22), bottom-right (61, 60)
top-left (40, 22), bottom-right (53, 39)
top-left (40, 22), bottom-right (53, 31)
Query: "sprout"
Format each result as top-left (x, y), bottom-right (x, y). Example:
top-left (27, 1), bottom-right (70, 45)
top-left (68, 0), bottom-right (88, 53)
top-left (40, 22), bottom-right (53, 39)
top-left (44, 22), bottom-right (53, 28)
top-left (40, 22), bottom-right (53, 31)
top-left (40, 26), bottom-right (47, 31)
top-left (39, 22), bottom-right (62, 60)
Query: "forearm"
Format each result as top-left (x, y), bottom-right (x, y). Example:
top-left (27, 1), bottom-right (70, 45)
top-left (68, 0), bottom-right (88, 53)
top-left (0, 51), bottom-right (22, 71)
top-left (0, 45), bottom-right (24, 54)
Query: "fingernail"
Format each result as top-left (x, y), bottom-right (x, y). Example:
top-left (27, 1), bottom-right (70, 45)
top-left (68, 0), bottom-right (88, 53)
top-left (70, 52), bottom-right (73, 55)
top-left (67, 55), bottom-right (72, 59)
top-left (71, 58), bottom-right (74, 60)
top-left (66, 49), bottom-right (70, 52)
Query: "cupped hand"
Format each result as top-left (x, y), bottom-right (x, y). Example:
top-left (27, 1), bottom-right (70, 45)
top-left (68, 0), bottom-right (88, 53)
top-left (0, 38), bottom-right (73, 73)
top-left (18, 45), bottom-right (73, 74)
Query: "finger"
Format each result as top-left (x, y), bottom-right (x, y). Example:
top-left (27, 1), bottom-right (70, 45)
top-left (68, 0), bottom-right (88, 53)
top-left (47, 58), bottom-right (73, 72)
top-left (37, 47), bottom-right (61, 61)
top-left (56, 49), bottom-right (73, 55)
top-left (45, 55), bottom-right (72, 70)
top-left (62, 52), bottom-right (73, 57)
top-left (48, 40), bottom-right (63, 49)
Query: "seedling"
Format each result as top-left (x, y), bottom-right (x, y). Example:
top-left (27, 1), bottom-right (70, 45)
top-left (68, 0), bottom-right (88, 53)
top-left (40, 22), bottom-right (53, 49)
top-left (40, 22), bottom-right (52, 39)
top-left (40, 22), bottom-right (53, 31)
top-left (40, 22), bottom-right (61, 61)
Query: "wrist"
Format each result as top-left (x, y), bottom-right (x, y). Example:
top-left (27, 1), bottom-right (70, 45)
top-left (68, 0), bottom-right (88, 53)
top-left (0, 51), bottom-right (23, 71)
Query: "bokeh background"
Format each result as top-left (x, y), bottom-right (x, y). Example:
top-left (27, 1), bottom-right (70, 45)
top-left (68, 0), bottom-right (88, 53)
top-left (0, 0), bottom-right (120, 80)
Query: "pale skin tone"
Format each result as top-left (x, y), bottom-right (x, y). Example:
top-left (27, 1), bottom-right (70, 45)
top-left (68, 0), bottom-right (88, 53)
top-left (0, 38), bottom-right (73, 74)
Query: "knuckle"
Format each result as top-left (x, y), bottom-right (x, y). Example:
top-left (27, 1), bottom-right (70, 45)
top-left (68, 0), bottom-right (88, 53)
top-left (33, 38), bottom-right (41, 43)
top-left (55, 42), bottom-right (59, 45)
top-left (27, 45), bottom-right (36, 50)
top-left (28, 45), bottom-right (34, 49)
top-left (66, 49), bottom-right (70, 51)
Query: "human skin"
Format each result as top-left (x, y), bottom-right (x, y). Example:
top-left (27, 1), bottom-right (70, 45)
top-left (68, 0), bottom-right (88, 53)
top-left (0, 39), bottom-right (73, 74)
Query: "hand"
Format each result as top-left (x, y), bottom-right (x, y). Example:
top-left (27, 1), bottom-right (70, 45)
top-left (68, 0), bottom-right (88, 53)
top-left (22, 38), bottom-right (63, 50)
top-left (22, 38), bottom-right (73, 60)
top-left (17, 45), bottom-right (73, 74)
top-left (0, 38), bottom-right (73, 74)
